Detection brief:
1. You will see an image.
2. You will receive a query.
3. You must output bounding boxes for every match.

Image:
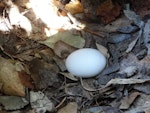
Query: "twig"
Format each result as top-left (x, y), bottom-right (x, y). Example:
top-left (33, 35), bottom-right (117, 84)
top-left (83, 28), bottom-right (106, 38)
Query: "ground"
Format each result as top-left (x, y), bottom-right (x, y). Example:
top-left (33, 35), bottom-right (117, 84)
top-left (0, 0), bottom-right (150, 113)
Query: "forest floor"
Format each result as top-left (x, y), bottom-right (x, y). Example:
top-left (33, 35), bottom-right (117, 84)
top-left (0, 0), bottom-right (150, 113)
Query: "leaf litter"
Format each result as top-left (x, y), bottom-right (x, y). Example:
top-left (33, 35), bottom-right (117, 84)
top-left (0, 0), bottom-right (150, 113)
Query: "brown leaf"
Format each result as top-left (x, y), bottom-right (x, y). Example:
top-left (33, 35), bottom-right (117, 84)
top-left (39, 48), bottom-right (54, 61)
top-left (96, 0), bottom-right (121, 24)
top-left (65, 1), bottom-right (83, 14)
top-left (0, 111), bottom-right (9, 113)
top-left (29, 58), bottom-right (60, 89)
top-left (53, 57), bottom-right (66, 71)
top-left (57, 102), bottom-right (78, 113)
top-left (53, 40), bottom-right (77, 58)
top-left (120, 92), bottom-right (140, 109)
top-left (0, 57), bottom-right (25, 96)
top-left (130, 0), bottom-right (150, 18)
top-left (18, 71), bottom-right (34, 89)
top-left (129, 94), bottom-right (150, 113)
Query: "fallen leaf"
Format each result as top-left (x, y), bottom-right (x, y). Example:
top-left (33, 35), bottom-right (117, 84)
top-left (124, 8), bottom-right (144, 53)
top-left (40, 30), bottom-right (85, 49)
top-left (96, 43), bottom-right (110, 58)
top-left (18, 71), bottom-right (34, 89)
top-left (134, 83), bottom-right (150, 94)
top-left (119, 66), bottom-right (138, 77)
top-left (130, 0), bottom-right (150, 18)
top-left (0, 57), bottom-right (25, 96)
top-left (0, 83), bottom-right (2, 90)
top-left (117, 25), bottom-right (139, 34)
top-left (53, 40), bottom-right (77, 58)
top-left (65, 83), bottom-right (92, 99)
top-left (123, 8), bottom-right (142, 27)
top-left (103, 16), bottom-right (131, 33)
top-left (81, 78), bottom-right (98, 92)
top-left (53, 57), bottom-right (67, 71)
top-left (82, 106), bottom-right (121, 113)
top-left (144, 19), bottom-right (150, 54)
top-left (0, 17), bottom-right (12, 32)
top-left (120, 92), bottom-right (140, 109)
top-left (7, 2), bottom-right (32, 36)
top-left (27, 109), bottom-right (35, 113)
top-left (59, 72), bottom-right (78, 81)
top-left (126, 37), bottom-right (139, 53)
top-left (65, 1), bottom-right (83, 14)
top-left (96, 0), bottom-right (121, 24)
top-left (0, 110), bottom-right (9, 113)
top-left (97, 73), bottom-right (126, 85)
top-left (108, 34), bottom-right (132, 44)
top-left (0, 96), bottom-right (29, 110)
top-left (29, 58), bottom-right (60, 89)
top-left (57, 102), bottom-right (78, 113)
top-left (106, 78), bottom-right (150, 87)
top-left (120, 54), bottom-right (150, 76)
top-left (124, 94), bottom-right (150, 113)
top-left (30, 91), bottom-right (54, 113)
top-left (14, 0), bottom-right (30, 8)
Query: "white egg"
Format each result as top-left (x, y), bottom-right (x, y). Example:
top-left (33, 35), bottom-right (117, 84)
top-left (65, 48), bottom-right (106, 78)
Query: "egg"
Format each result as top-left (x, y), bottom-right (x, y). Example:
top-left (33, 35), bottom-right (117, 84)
top-left (65, 48), bottom-right (106, 78)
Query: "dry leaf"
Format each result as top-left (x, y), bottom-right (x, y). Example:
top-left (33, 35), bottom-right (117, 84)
top-left (124, 94), bottom-right (150, 113)
top-left (0, 96), bottom-right (29, 110)
top-left (40, 30), bottom-right (85, 49)
top-left (59, 72), bottom-right (78, 81)
top-left (96, 43), bottom-right (110, 58)
top-left (0, 57), bottom-right (25, 96)
top-left (81, 78), bottom-right (98, 92)
top-left (103, 16), bottom-right (131, 33)
top-left (120, 54), bottom-right (150, 76)
top-left (123, 8), bottom-right (142, 27)
top-left (144, 19), bottom-right (150, 54)
top-left (134, 83), bottom-right (150, 94)
top-left (27, 109), bottom-right (35, 113)
top-left (57, 102), bottom-right (78, 113)
top-left (108, 34), bottom-right (131, 44)
top-left (96, 0), bottom-right (121, 24)
top-left (14, 0), bottom-right (30, 8)
top-left (7, 3), bottom-right (32, 36)
top-left (53, 40), bottom-right (77, 58)
top-left (82, 106), bottom-right (121, 113)
top-left (119, 66), bottom-right (138, 77)
top-left (28, 0), bottom-right (68, 29)
top-left (106, 78), bottom-right (150, 87)
top-left (29, 58), bottom-right (60, 89)
top-left (0, 110), bottom-right (9, 113)
top-left (53, 57), bottom-right (66, 71)
top-left (65, 83), bottom-right (92, 99)
top-left (126, 37), bottom-right (139, 53)
top-left (65, 1), bottom-right (83, 14)
top-left (30, 91), bottom-right (54, 113)
top-left (120, 92), bottom-right (140, 109)
top-left (18, 71), bottom-right (34, 89)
